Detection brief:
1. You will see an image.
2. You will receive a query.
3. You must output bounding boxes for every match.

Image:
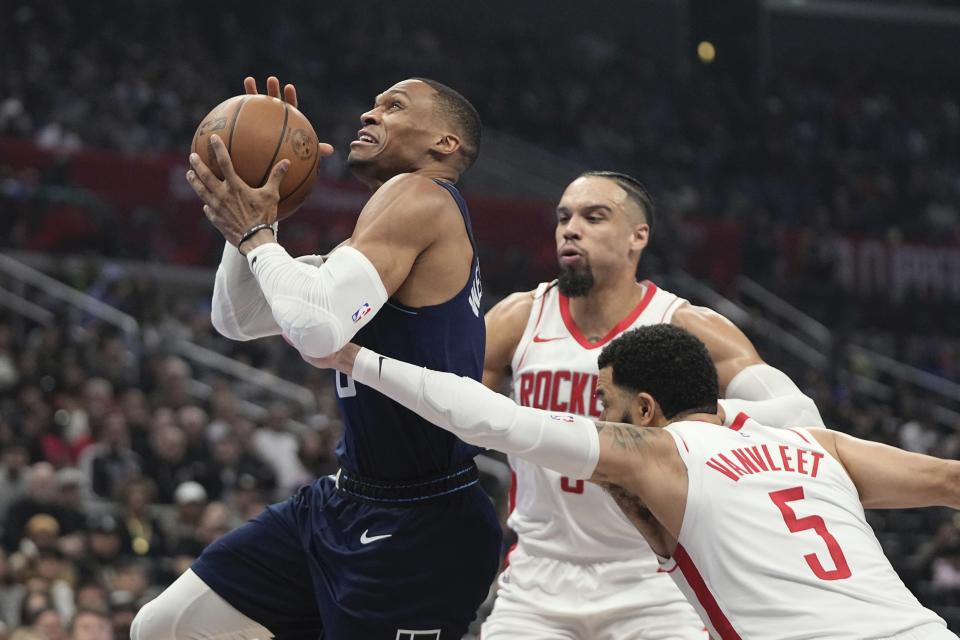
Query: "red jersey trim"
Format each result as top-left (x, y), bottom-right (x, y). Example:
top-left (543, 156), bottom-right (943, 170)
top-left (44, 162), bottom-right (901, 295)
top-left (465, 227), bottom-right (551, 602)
top-left (729, 412), bottom-right (750, 432)
top-left (558, 281), bottom-right (658, 350)
top-left (515, 286), bottom-right (553, 371)
top-left (504, 471), bottom-right (518, 568)
top-left (674, 544), bottom-right (743, 640)
top-left (786, 427), bottom-right (811, 444)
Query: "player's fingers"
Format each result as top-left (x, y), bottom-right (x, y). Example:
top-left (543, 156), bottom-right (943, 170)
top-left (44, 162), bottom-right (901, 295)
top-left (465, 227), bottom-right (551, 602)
top-left (318, 142), bottom-right (335, 157)
top-left (187, 171), bottom-right (220, 207)
top-left (283, 83), bottom-right (298, 108)
top-left (264, 159), bottom-right (290, 193)
top-left (243, 77), bottom-right (259, 95)
top-left (208, 135), bottom-right (241, 183)
top-left (187, 169), bottom-right (210, 201)
top-left (188, 153), bottom-right (224, 193)
top-left (266, 76), bottom-right (281, 99)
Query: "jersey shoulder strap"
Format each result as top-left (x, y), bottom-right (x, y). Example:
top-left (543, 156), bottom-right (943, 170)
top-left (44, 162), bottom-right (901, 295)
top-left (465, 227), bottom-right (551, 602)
top-left (511, 281), bottom-right (557, 373)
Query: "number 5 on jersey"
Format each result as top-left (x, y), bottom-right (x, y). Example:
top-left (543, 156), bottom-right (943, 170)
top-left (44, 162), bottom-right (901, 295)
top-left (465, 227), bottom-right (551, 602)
top-left (770, 486), bottom-right (852, 581)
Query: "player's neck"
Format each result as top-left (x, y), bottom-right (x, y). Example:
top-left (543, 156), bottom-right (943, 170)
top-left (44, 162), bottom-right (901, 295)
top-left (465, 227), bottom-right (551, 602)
top-left (667, 412), bottom-right (723, 427)
top-left (356, 166), bottom-right (458, 191)
top-left (566, 277), bottom-right (648, 341)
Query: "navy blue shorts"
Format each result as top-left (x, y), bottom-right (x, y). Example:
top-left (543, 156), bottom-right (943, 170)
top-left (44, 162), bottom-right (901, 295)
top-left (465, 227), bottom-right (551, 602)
top-left (192, 469), bottom-right (502, 640)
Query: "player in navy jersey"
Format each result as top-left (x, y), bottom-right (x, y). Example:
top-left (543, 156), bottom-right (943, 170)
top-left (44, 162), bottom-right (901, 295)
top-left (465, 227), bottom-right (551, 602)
top-left (132, 76), bottom-right (501, 640)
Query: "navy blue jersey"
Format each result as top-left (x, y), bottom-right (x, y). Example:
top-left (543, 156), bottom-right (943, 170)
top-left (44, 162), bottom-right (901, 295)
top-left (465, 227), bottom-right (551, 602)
top-left (335, 180), bottom-right (484, 480)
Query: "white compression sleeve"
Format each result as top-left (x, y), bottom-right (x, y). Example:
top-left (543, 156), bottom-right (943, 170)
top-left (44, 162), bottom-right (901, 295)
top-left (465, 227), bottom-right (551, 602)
top-left (352, 348), bottom-right (601, 479)
top-left (246, 244), bottom-right (388, 358)
top-left (211, 235), bottom-right (327, 341)
top-left (721, 363), bottom-right (825, 428)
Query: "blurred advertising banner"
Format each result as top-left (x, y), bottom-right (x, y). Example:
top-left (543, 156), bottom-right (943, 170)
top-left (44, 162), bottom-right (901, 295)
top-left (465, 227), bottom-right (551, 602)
top-left (0, 138), bottom-right (557, 289)
top-left (832, 237), bottom-right (960, 302)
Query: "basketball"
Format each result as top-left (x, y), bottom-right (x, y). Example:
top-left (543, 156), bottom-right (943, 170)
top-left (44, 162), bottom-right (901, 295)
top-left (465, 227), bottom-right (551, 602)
top-left (191, 94), bottom-right (321, 220)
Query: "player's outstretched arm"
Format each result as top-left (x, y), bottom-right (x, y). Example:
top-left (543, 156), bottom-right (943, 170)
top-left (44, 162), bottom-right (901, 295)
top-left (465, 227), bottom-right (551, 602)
top-left (316, 344), bottom-right (663, 489)
top-left (482, 291), bottom-right (534, 391)
top-left (809, 428), bottom-right (960, 510)
top-left (672, 304), bottom-right (825, 427)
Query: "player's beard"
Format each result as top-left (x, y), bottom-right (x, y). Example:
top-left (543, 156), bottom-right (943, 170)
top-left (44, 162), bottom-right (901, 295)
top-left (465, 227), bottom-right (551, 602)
top-left (558, 264), bottom-right (595, 297)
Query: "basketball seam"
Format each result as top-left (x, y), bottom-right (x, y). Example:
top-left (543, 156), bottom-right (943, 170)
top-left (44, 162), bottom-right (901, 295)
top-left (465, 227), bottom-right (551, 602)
top-left (258, 103), bottom-right (290, 188)
top-left (227, 96), bottom-right (249, 154)
top-left (280, 139), bottom-right (320, 206)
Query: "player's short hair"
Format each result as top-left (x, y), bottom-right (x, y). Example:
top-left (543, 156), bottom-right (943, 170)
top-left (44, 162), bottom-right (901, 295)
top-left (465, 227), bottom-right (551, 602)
top-left (597, 325), bottom-right (718, 419)
top-left (412, 77), bottom-right (481, 170)
top-left (579, 170), bottom-right (654, 231)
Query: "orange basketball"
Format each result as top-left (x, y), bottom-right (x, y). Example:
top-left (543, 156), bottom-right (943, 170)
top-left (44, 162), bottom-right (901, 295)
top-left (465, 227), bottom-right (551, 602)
top-left (191, 94), bottom-right (321, 220)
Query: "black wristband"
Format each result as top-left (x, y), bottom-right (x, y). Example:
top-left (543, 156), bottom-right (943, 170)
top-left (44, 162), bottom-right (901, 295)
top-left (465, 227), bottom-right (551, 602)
top-left (238, 223), bottom-right (275, 252)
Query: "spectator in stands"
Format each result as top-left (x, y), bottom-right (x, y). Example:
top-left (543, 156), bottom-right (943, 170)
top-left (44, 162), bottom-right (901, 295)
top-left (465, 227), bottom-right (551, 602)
top-left (0, 548), bottom-right (24, 630)
top-left (252, 402), bottom-right (308, 494)
top-left (72, 583), bottom-right (109, 617)
top-left (116, 391), bottom-right (150, 461)
top-left (79, 516), bottom-right (125, 589)
top-left (79, 380), bottom-right (114, 443)
top-left (163, 481), bottom-right (207, 565)
top-left (3, 465), bottom-right (62, 553)
top-left (296, 426), bottom-right (340, 479)
top-left (51, 470), bottom-right (87, 554)
top-left (32, 549), bottom-right (75, 620)
top-left (27, 607), bottom-right (64, 640)
top-left (148, 357), bottom-right (191, 411)
top-left (175, 406), bottom-right (210, 466)
top-left (116, 479), bottom-right (166, 558)
top-left (932, 543), bottom-right (960, 592)
top-left (67, 609), bottom-right (112, 640)
top-left (206, 429), bottom-right (276, 501)
top-left (105, 598), bottom-right (135, 640)
top-left (0, 443), bottom-right (31, 521)
top-left (110, 559), bottom-right (153, 609)
top-left (139, 424), bottom-right (200, 504)
top-left (226, 474), bottom-right (268, 523)
top-left (80, 412), bottom-right (140, 501)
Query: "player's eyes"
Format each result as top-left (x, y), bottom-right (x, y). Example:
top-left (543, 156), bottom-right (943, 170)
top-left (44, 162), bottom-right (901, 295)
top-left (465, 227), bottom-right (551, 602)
top-left (390, 101), bottom-right (403, 110)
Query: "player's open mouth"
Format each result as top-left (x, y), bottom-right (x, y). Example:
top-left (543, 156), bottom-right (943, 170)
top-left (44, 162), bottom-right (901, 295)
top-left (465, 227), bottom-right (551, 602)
top-left (352, 129), bottom-right (379, 146)
top-left (558, 246), bottom-right (583, 264)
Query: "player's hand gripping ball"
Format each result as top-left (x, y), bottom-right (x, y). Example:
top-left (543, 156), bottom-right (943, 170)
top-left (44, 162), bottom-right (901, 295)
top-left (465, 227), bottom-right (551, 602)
top-left (191, 94), bottom-right (321, 220)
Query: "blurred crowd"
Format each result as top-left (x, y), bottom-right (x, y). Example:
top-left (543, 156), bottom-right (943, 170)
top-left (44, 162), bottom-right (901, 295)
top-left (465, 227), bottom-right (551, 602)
top-left (1, 0), bottom-right (959, 634)
top-left (0, 280), bottom-right (346, 640)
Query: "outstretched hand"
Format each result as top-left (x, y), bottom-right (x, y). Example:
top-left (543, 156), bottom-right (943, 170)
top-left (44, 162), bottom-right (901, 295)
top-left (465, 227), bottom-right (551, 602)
top-left (245, 75), bottom-right (298, 107)
top-left (244, 76), bottom-right (335, 156)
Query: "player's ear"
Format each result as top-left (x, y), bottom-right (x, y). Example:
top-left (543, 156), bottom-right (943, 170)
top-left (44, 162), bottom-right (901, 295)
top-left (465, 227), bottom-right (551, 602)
top-left (433, 133), bottom-right (462, 158)
top-left (633, 392), bottom-right (658, 427)
top-left (629, 222), bottom-right (650, 253)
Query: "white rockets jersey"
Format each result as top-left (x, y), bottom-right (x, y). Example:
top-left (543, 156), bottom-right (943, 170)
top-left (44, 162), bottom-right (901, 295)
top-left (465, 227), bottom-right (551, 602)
top-left (508, 280), bottom-right (688, 564)
top-left (660, 415), bottom-right (947, 640)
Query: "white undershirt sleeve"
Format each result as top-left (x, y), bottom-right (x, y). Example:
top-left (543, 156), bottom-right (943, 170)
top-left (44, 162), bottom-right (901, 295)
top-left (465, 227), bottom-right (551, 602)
top-left (245, 244), bottom-right (388, 358)
top-left (210, 230), bottom-right (327, 341)
top-left (352, 347), bottom-right (601, 479)
top-left (720, 363), bottom-right (825, 428)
